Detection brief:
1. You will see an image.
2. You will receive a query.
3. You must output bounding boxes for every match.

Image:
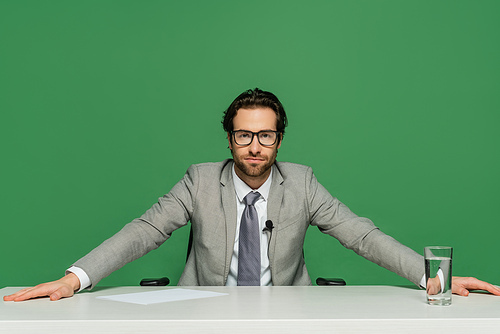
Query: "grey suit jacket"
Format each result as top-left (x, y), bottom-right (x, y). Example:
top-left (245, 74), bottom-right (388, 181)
top-left (74, 159), bottom-right (424, 288)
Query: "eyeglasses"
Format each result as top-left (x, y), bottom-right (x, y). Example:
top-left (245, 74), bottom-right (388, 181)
top-left (232, 130), bottom-right (280, 147)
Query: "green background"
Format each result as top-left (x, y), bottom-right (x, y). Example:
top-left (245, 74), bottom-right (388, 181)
top-left (1, 0), bottom-right (499, 288)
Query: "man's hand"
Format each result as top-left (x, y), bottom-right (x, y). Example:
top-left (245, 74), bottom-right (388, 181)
top-left (426, 276), bottom-right (442, 295)
top-left (452, 276), bottom-right (500, 296)
top-left (3, 273), bottom-right (81, 302)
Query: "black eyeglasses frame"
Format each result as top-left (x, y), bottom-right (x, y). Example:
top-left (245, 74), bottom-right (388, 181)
top-left (231, 130), bottom-right (281, 147)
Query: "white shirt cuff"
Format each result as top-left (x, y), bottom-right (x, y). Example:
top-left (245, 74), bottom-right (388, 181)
top-left (420, 274), bottom-right (426, 288)
top-left (66, 266), bottom-right (91, 292)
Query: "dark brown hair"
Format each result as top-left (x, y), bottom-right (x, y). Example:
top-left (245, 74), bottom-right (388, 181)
top-left (222, 88), bottom-right (288, 136)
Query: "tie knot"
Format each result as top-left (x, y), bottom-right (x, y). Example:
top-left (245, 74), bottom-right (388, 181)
top-left (243, 191), bottom-right (261, 206)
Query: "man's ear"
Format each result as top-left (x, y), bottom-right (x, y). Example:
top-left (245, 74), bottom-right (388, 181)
top-left (277, 133), bottom-right (283, 149)
top-left (227, 132), bottom-right (233, 150)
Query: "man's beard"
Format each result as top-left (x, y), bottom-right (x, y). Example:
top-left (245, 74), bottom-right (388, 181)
top-left (231, 150), bottom-right (277, 178)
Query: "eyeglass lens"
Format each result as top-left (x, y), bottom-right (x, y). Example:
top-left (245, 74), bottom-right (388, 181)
top-left (233, 131), bottom-right (277, 146)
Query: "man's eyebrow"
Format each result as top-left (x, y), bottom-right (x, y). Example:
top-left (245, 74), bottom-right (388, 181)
top-left (233, 129), bottom-right (277, 132)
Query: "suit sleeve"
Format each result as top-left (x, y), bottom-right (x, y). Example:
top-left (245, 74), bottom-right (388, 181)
top-left (72, 165), bottom-right (199, 289)
top-left (305, 167), bottom-right (424, 286)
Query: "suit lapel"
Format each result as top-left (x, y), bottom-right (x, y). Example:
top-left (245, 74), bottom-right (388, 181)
top-left (267, 163), bottom-right (284, 284)
top-left (220, 160), bottom-right (237, 284)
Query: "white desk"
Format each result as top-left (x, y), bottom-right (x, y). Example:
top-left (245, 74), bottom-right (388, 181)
top-left (1, 286), bottom-right (499, 333)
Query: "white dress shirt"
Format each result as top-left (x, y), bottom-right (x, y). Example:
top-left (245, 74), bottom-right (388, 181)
top-left (225, 166), bottom-right (273, 286)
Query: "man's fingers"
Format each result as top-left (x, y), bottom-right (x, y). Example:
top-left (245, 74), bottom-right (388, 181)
top-left (11, 285), bottom-right (54, 302)
top-left (452, 276), bottom-right (500, 296)
top-left (49, 286), bottom-right (74, 301)
top-left (3, 287), bottom-right (32, 301)
top-left (478, 282), bottom-right (500, 296)
top-left (463, 278), bottom-right (500, 295)
top-left (50, 290), bottom-right (62, 301)
top-left (3, 287), bottom-right (42, 301)
top-left (452, 285), bottom-right (469, 296)
top-left (3, 280), bottom-right (76, 302)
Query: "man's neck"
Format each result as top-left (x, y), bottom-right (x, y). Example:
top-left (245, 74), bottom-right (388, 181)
top-left (234, 166), bottom-right (271, 190)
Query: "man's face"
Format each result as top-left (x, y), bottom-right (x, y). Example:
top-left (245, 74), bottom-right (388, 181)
top-left (228, 107), bottom-right (281, 187)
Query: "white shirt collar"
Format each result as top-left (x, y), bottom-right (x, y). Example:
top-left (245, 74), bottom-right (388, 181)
top-left (232, 163), bottom-right (272, 202)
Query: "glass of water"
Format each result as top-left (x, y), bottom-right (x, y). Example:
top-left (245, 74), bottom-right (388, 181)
top-left (424, 246), bottom-right (453, 306)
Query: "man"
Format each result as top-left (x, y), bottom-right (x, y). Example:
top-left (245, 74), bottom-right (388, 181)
top-left (5, 88), bottom-right (500, 301)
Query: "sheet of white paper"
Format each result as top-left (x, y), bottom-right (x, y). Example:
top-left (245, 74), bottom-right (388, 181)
top-left (96, 289), bottom-right (228, 305)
